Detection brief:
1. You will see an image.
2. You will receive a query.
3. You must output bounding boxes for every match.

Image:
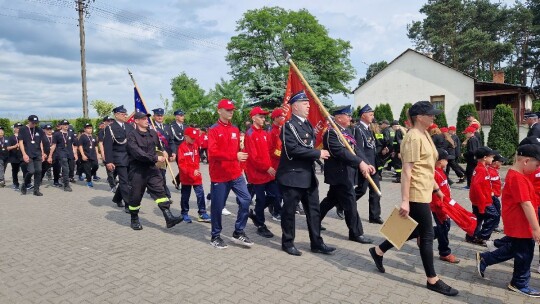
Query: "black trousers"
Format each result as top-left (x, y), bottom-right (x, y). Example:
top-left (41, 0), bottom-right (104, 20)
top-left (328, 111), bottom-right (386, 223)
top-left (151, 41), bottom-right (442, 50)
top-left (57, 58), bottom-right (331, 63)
top-left (379, 202), bottom-right (436, 278)
top-left (53, 159), bottom-right (61, 183)
top-left (279, 184), bottom-right (323, 249)
top-left (41, 161), bottom-right (52, 180)
top-left (104, 162), bottom-right (116, 188)
top-left (355, 172), bottom-right (381, 220)
top-left (83, 159), bottom-right (98, 182)
top-left (76, 158), bottom-right (83, 177)
top-left (465, 160), bottom-right (477, 187)
top-left (445, 159), bottom-right (465, 179)
top-left (58, 158), bottom-right (73, 186)
top-left (128, 165), bottom-right (170, 213)
top-left (321, 183), bottom-right (364, 238)
top-left (10, 162), bottom-right (22, 187)
top-left (160, 168), bottom-right (171, 198)
top-left (112, 166), bottom-right (130, 205)
top-left (22, 157), bottom-right (42, 189)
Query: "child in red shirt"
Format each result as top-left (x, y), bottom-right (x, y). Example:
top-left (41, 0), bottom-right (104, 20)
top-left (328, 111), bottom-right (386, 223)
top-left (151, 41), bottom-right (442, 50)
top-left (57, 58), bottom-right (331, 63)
top-left (432, 149), bottom-right (460, 263)
top-left (177, 127), bottom-right (210, 223)
top-left (488, 154), bottom-right (506, 232)
top-left (198, 127), bottom-right (208, 164)
top-left (467, 146), bottom-right (497, 245)
top-left (476, 144), bottom-right (540, 297)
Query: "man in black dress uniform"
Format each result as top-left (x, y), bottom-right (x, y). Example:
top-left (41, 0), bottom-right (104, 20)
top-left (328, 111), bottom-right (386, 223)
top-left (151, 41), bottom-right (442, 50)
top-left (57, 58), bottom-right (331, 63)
top-left (126, 112), bottom-right (182, 230)
top-left (169, 109), bottom-right (186, 160)
top-left (151, 108), bottom-right (172, 198)
top-left (353, 105), bottom-right (383, 224)
top-left (320, 105), bottom-right (374, 244)
top-left (98, 116), bottom-right (117, 191)
top-left (524, 112), bottom-right (540, 138)
top-left (103, 105), bottom-right (134, 211)
top-left (18, 115), bottom-right (45, 196)
top-left (276, 91), bottom-right (335, 256)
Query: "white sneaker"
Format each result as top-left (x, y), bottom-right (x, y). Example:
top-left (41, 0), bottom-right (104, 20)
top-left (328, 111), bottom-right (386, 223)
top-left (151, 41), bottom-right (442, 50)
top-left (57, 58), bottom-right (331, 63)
top-left (537, 264), bottom-right (540, 274)
top-left (486, 240), bottom-right (496, 252)
top-left (222, 208), bottom-right (232, 216)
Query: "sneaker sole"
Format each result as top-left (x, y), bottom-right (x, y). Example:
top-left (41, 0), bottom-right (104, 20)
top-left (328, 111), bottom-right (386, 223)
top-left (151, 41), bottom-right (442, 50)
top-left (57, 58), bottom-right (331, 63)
top-left (476, 252), bottom-right (485, 278)
top-left (508, 284), bottom-right (540, 298)
top-left (230, 237), bottom-right (254, 248)
top-left (210, 242), bottom-right (228, 249)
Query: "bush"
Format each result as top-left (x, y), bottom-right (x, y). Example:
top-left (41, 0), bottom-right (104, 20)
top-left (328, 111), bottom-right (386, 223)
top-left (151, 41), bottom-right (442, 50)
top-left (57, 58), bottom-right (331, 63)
top-left (456, 104), bottom-right (481, 143)
top-left (532, 100), bottom-right (540, 112)
top-left (374, 103), bottom-right (394, 122)
top-left (487, 104), bottom-right (518, 163)
top-left (74, 117), bottom-right (92, 133)
top-left (0, 118), bottom-right (12, 137)
top-left (398, 103), bottom-right (413, 126)
top-left (434, 111), bottom-right (448, 127)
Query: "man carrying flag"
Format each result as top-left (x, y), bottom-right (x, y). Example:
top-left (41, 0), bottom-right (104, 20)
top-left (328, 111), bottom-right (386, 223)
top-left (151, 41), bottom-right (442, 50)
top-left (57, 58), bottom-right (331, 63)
top-left (276, 91), bottom-right (335, 256)
top-left (152, 108), bottom-right (172, 198)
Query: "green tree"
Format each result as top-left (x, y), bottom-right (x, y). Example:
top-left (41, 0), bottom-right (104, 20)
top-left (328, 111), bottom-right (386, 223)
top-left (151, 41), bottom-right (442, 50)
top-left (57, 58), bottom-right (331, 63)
top-left (90, 99), bottom-right (115, 118)
top-left (487, 104), bottom-right (518, 163)
top-left (74, 117), bottom-right (92, 133)
top-left (374, 103), bottom-right (394, 122)
top-left (159, 94), bottom-right (172, 115)
top-left (226, 7), bottom-right (355, 105)
top-left (170, 72), bottom-right (212, 112)
top-left (532, 100), bottom-right (540, 112)
top-left (357, 61), bottom-right (388, 86)
top-left (207, 78), bottom-right (246, 109)
top-left (399, 103), bottom-right (413, 126)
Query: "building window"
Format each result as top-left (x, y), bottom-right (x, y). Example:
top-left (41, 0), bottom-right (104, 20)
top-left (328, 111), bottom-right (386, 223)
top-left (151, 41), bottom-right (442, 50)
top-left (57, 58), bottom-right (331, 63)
top-left (430, 95), bottom-right (445, 111)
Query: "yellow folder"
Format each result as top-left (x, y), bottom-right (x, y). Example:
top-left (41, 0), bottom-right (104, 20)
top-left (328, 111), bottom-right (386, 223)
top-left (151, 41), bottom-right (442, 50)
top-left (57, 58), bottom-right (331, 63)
top-left (379, 206), bottom-right (419, 250)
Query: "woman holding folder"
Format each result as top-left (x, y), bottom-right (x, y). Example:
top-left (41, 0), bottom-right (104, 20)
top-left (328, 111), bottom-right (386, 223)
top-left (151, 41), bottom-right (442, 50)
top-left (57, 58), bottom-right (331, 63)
top-left (368, 101), bottom-right (459, 297)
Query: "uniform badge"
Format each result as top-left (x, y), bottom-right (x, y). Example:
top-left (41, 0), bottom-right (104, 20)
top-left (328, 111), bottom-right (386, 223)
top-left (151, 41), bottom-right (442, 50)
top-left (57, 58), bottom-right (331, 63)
top-left (232, 133), bottom-right (237, 139)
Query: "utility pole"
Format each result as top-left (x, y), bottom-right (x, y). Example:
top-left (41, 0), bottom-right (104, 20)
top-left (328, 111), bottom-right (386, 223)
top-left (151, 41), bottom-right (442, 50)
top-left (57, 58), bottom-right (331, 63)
top-left (77, 0), bottom-right (91, 118)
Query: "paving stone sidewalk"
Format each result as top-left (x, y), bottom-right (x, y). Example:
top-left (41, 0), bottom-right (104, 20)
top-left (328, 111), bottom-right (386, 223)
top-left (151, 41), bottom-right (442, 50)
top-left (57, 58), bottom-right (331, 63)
top-left (0, 165), bottom-right (538, 303)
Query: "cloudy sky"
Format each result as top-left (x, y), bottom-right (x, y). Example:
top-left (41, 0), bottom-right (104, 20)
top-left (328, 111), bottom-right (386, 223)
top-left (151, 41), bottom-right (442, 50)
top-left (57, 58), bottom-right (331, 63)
top-left (0, 0), bottom-right (509, 119)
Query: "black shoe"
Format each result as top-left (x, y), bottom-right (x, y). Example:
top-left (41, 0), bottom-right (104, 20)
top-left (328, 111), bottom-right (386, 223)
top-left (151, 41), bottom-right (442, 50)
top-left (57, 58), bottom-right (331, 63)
top-left (295, 205), bottom-right (305, 216)
top-left (320, 225), bottom-right (326, 231)
top-left (349, 235), bottom-right (373, 244)
top-left (282, 245), bottom-right (302, 256)
top-left (257, 225), bottom-right (274, 238)
top-left (20, 184), bottom-right (27, 195)
top-left (53, 182), bottom-right (62, 187)
top-left (448, 179), bottom-right (455, 186)
top-left (369, 247), bottom-right (385, 273)
top-left (114, 200), bottom-right (124, 208)
top-left (64, 185), bottom-right (72, 192)
top-left (426, 279), bottom-right (459, 296)
top-left (457, 177), bottom-right (465, 184)
top-left (69, 178), bottom-right (76, 183)
top-left (131, 218), bottom-right (143, 230)
top-left (369, 218), bottom-right (384, 224)
top-left (124, 208), bottom-right (130, 214)
top-left (162, 208), bottom-right (183, 228)
top-left (392, 178), bottom-right (401, 183)
top-left (336, 207), bottom-right (344, 220)
top-left (33, 190), bottom-right (43, 196)
top-left (311, 244), bottom-right (336, 255)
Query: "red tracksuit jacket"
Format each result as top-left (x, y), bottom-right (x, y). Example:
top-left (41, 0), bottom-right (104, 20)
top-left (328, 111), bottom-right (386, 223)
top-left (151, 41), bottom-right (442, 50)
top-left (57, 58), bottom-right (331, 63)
top-left (488, 166), bottom-right (501, 198)
top-left (431, 167), bottom-right (451, 222)
top-left (244, 126), bottom-right (274, 185)
top-left (267, 123), bottom-right (282, 174)
top-left (469, 162), bottom-right (493, 213)
top-left (208, 120), bottom-right (242, 183)
top-left (198, 131), bottom-right (208, 149)
top-left (528, 167), bottom-right (540, 209)
top-left (177, 141), bottom-right (202, 185)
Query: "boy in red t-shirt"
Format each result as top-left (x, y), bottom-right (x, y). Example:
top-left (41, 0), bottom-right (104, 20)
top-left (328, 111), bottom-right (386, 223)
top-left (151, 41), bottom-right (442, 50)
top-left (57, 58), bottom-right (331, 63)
top-left (177, 127), bottom-right (210, 223)
top-left (198, 127), bottom-right (208, 164)
top-left (467, 146), bottom-right (497, 245)
top-left (432, 149), bottom-right (460, 263)
top-left (476, 144), bottom-right (540, 298)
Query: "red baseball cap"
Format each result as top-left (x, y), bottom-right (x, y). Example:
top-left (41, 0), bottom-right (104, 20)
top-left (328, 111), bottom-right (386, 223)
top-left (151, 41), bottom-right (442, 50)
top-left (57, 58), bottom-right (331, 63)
top-left (428, 123), bottom-right (438, 131)
top-left (217, 99), bottom-right (235, 110)
top-left (184, 127), bottom-right (200, 140)
top-left (470, 122), bottom-right (480, 130)
top-left (448, 126), bottom-right (456, 131)
top-left (463, 126), bottom-right (476, 134)
top-left (271, 108), bottom-right (284, 119)
top-left (440, 127), bottom-right (448, 133)
top-left (250, 106), bottom-right (269, 117)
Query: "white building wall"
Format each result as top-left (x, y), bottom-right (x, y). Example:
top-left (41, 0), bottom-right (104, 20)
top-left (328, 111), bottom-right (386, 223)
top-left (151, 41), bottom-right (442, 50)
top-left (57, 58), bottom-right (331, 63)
top-left (354, 50), bottom-right (475, 126)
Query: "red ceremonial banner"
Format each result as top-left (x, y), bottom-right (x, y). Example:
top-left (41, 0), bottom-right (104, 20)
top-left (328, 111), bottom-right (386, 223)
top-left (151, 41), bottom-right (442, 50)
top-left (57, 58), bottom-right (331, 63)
top-left (283, 66), bottom-right (328, 149)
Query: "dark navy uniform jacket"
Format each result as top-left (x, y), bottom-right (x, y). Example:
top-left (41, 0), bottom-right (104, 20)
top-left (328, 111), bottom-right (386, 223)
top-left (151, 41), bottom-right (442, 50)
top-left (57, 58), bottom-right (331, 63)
top-left (275, 115), bottom-right (320, 189)
top-left (103, 121), bottom-right (134, 167)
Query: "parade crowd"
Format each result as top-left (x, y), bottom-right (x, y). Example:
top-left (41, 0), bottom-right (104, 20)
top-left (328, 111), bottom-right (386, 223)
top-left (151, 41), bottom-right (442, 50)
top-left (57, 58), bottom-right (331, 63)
top-left (1, 95), bottom-right (540, 298)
